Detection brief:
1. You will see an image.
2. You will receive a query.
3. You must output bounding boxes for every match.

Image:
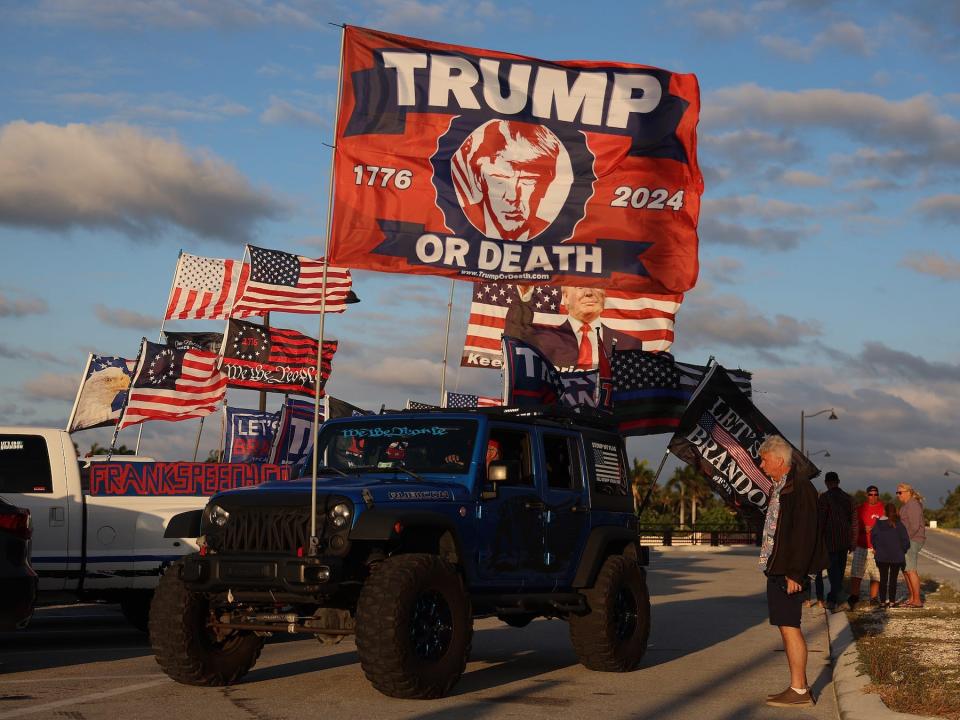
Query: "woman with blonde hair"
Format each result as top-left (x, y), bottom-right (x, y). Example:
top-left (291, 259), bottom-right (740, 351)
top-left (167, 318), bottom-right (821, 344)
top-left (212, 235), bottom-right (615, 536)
top-left (896, 483), bottom-right (926, 608)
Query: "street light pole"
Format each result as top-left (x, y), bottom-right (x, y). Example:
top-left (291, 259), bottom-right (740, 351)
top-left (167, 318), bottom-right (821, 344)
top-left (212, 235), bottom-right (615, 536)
top-left (800, 408), bottom-right (838, 455)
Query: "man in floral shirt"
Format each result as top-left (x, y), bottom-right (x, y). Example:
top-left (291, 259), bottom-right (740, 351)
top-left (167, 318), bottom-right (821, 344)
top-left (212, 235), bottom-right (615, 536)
top-left (758, 435), bottom-right (827, 708)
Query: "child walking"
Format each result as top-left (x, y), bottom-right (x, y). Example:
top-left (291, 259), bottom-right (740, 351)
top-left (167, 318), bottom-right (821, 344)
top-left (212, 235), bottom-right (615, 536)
top-left (870, 502), bottom-right (910, 608)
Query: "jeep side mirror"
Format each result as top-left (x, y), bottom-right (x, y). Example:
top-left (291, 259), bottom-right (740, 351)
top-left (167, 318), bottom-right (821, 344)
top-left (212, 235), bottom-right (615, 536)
top-left (487, 463), bottom-right (508, 483)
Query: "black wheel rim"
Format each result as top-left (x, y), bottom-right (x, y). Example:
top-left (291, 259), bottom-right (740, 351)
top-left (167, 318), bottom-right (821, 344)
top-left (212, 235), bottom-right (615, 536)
top-left (613, 586), bottom-right (638, 641)
top-left (410, 590), bottom-right (453, 661)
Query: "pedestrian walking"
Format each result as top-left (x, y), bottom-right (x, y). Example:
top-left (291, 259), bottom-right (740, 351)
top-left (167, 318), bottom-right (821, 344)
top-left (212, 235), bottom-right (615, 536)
top-left (849, 485), bottom-right (884, 608)
top-left (815, 471), bottom-right (852, 611)
top-left (757, 435), bottom-right (827, 708)
top-left (897, 483), bottom-right (926, 608)
top-left (870, 503), bottom-right (910, 608)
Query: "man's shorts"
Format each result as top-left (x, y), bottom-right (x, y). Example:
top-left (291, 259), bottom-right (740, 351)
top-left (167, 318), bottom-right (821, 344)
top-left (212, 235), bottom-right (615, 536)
top-left (767, 575), bottom-right (803, 628)
top-left (905, 540), bottom-right (924, 572)
top-left (851, 547), bottom-right (881, 582)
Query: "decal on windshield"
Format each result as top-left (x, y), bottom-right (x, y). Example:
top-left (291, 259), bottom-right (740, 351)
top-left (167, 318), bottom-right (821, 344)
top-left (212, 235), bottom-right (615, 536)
top-left (342, 426), bottom-right (450, 438)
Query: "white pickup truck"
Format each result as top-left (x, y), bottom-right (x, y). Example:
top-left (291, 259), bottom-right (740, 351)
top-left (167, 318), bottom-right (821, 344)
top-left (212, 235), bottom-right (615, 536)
top-left (0, 427), bottom-right (288, 630)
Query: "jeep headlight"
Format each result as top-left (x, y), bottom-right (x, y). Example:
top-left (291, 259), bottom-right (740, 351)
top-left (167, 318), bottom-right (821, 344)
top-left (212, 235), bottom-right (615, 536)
top-left (206, 504), bottom-right (230, 528)
top-left (330, 503), bottom-right (351, 528)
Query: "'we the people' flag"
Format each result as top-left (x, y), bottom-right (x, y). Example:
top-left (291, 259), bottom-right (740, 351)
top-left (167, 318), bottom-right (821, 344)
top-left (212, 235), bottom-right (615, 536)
top-left (231, 245), bottom-right (353, 315)
top-left (462, 283), bottom-right (681, 370)
top-left (220, 319), bottom-right (337, 397)
top-left (164, 253), bottom-right (255, 320)
top-left (329, 26), bottom-right (702, 294)
top-left (668, 363), bottom-right (817, 525)
top-left (119, 341), bottom-right (226, 429)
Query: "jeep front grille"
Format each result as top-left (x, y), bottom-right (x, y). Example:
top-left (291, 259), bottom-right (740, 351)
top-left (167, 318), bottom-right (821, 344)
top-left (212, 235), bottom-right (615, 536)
top-left (207, 498), bottom-right (345, 554)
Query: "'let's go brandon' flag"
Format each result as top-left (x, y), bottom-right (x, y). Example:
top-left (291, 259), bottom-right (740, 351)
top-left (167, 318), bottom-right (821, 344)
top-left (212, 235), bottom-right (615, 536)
top-left (328, 26), bottom-right (702, 294)
top-left (668, 364), bottom-right (818, 526)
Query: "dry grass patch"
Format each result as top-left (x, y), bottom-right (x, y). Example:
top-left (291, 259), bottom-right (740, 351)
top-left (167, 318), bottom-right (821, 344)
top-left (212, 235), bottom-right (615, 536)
top-left (848, 579), bottom-right (960, 719)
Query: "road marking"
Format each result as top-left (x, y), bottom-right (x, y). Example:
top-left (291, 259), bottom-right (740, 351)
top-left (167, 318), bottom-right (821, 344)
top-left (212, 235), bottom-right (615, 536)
top-left (921, 548), bottom-right (960, 573)
top-left (0, 678), bottom-right (170, 719)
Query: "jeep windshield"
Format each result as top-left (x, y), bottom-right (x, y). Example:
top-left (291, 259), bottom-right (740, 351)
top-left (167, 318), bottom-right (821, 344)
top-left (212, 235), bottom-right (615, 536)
top-left (295, 419), bottom-right (479, 483)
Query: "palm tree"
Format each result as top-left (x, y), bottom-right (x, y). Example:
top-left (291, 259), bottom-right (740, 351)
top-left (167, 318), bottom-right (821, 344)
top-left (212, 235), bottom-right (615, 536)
top-left (666, 465), bottom-right (714, 528)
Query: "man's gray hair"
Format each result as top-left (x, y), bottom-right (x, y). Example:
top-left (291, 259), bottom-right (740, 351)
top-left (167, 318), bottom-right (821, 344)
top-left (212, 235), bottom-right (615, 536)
top-left (759, 434), bottom-right (793, 466)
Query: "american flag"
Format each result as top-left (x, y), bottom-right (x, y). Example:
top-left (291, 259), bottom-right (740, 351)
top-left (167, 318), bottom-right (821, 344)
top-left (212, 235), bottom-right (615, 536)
top-left (119, 341), bottom-right (226, 429)
top-left (699, 412), bottom-right (772, 494)
top-left (232, 245), bottom-right (352, 315)
top-left (406, 399), bottom-right (439, 410)
top-left (444, 392), bottom-right (502, 408)
top-left (220, 319), bottom-right (337, 397)
top-left (462, 284), bottom-right (682, 368)
top-left (164, 253), bottom-right (256, 320)
top-left (592, 441), bottom-right (627, 493)
top-left (612, 350), bottom-right (752, 436)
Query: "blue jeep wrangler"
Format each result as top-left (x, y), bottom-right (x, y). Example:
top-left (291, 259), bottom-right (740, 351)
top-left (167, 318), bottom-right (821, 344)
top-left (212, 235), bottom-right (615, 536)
top-left (151, 408), bottom-right (650, 698)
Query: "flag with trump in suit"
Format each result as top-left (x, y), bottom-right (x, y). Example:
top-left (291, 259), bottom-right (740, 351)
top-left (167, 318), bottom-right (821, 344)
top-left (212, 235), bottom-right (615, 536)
top-left (327, 26), bottom-right (702, 295)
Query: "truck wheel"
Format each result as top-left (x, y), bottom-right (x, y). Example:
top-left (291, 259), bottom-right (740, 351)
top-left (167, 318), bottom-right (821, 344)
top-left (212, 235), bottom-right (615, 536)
top-left (119, 591), bottom-right (153, 633)
top-left (355, 554), bottom-right (472, 698)
top-left (149, 560), bottom-right (264, 686)
top-left (569, 554), bottom-right (650, 672)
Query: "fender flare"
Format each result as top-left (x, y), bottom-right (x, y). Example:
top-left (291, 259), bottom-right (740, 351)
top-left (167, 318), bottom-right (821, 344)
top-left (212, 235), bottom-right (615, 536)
top-left (572, 526), bottom-right (642, 588)
top-left (349, 509), bottom-right (465, 562)
top-left (164, 509), bottom-right (203, 539)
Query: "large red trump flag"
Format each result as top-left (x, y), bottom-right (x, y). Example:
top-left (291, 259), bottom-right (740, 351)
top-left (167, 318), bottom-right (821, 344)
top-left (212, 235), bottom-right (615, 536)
top-left (329, 26), bottom-right (702, 294)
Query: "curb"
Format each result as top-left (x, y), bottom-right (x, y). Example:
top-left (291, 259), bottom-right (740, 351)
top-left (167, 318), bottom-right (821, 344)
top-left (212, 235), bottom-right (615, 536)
top-left (826, 609), bottom-right (941, 720)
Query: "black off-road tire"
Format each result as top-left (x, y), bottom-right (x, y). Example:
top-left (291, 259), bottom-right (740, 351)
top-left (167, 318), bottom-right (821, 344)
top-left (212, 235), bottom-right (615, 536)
top-left (149, 560), bottom-right (264, 685)
top-left (119, 590), bottom-right (153, 633)
top-left (569, 554), bottom-right (650, 672)
top-left (355, 554), bottom-right (472, 699)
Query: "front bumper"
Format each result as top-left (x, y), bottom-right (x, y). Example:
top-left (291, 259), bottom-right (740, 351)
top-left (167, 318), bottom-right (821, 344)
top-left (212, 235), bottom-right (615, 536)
top-left (180, 553), bottom-right (343, 595)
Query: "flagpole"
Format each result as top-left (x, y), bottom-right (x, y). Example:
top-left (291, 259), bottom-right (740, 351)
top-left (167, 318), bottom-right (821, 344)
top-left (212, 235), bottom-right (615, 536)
top-left (439, 279), bottom-right (455, 405)
top-left (65, 353), bottom-right (93, 432)
top-left (309, 22), bottom-right (346, 557)
top-left (636, 448), bottom-right (671, 518)
top-left (192, 416), bottom-right (205, 461)
top-left (136, 250), bottom-right (182, 455)
top-left (112, 338), bottom-right (147, 460)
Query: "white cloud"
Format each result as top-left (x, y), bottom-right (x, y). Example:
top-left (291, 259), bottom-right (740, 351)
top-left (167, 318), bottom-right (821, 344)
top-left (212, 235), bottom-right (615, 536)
top-left (703, 194), bottom-right (813, 222)
top-left (260, 96), bottom-right (328, 128)
top-left (0, 290), bottom-right (48, 317)
top-left (0, 121), bottom-right (284, 243)
top-left (56, 92), bottom-right (250, 123)
top-left (900, 251), bottom-right (960, 280)
top-left (778, 170), bottom-right (829, 187)
top-left (915, 194), bottom-right (960, 224)
top-left (22, 372), bottom-right (78, 402)
top-left (94, 304), bottom-right (157, 330)
top-left (22, 0), bottom-right (332, 30)
top-left (760, 21), bottom-right (874, 62)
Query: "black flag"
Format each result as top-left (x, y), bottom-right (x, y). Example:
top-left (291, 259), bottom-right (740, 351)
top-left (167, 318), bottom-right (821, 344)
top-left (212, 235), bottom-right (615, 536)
top-left (668, 363), bottom-right (819, 526)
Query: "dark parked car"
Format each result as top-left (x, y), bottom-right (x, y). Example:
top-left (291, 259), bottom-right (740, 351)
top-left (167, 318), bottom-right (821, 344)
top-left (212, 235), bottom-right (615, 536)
top-left (0, 496), bottom-right (37, 629)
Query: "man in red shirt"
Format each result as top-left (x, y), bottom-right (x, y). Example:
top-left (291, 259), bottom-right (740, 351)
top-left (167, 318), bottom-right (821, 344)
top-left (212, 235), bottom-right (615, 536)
top-left (848, 485), bottom-right (884, 608)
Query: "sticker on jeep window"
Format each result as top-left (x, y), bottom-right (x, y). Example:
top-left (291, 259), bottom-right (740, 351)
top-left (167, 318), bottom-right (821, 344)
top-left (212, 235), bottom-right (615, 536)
top-left (0, 440), bottom-right (24, 450)
top-left (591, 441), bottom-right (627, 494)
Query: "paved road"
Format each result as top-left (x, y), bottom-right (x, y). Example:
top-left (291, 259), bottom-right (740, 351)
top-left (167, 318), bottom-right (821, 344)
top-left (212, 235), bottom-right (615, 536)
top-left (918, 528), bottom-right (960, 588)
top-left (0, 547), bottom-right (837, 720)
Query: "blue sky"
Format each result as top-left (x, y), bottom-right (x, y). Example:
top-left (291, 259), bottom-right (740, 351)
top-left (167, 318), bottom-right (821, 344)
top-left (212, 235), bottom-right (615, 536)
top-left (1, 1), bottom-right (958, 505)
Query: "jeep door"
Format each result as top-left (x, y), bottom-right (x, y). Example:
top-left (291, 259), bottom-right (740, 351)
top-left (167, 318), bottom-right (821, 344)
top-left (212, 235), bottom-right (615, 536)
top-left (475, 426), bottom-right (552, 587)
top-left (538, 430), bottom-right (589, 586)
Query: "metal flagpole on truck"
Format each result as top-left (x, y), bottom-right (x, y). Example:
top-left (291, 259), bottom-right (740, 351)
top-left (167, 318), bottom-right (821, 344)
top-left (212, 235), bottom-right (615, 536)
top-left (308, 22), bottom-right (347, 557)
top-left (439, 280), bottom-right (456, 405)
top-left (135, 249), bottom-right (183, 455)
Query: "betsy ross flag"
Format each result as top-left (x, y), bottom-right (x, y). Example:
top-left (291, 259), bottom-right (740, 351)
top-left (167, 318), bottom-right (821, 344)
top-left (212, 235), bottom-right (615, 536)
top-left (612, 350), bottom-right (751, 436)
top-left (164, 253), bottom-right (256, 320)
top-left (119, 341), bottom-right (226, 429)
top-left (462, 284), bottom-right (681, 369)
top-left (668, 363), bottom-right (818, 525)
top-left (220, 318), bottom-right (337, 397)
top-left (232, 245), bottom-right (352, 315)
top-left (444, 392), bottom-right (501, 408)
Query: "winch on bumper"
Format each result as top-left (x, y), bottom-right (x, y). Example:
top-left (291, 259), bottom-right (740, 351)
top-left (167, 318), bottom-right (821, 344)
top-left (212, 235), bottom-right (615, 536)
top-left (179, 553), bottom-right (344, 595)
